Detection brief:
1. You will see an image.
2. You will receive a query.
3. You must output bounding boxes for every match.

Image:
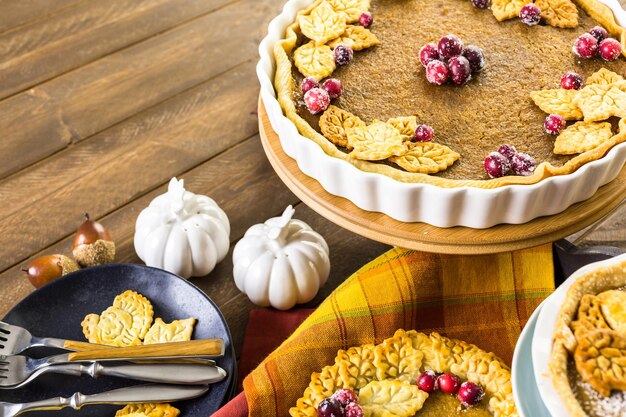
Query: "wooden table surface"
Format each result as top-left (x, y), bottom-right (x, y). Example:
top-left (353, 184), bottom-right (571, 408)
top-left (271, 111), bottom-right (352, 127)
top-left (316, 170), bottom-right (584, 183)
top-left (0, 0), bottom-right (625, 362)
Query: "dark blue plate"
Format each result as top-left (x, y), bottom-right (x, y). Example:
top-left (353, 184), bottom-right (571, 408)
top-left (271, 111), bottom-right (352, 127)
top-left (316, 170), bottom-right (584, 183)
top-left (1, 263), bottom-right (235, 416)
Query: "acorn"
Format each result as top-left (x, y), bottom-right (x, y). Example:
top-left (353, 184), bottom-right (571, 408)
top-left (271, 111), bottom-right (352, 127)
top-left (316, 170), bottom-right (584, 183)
top-left (23, 255), bottom-right (79, 288)
top-left (72, 213), bottom-right (115, 267)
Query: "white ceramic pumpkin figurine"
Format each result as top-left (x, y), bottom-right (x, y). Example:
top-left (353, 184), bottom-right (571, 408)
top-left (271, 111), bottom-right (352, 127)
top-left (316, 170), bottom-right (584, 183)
top-left (134, 178), bottom-right (230, 279)
top-left (233, 206), bottom-right (330, 310)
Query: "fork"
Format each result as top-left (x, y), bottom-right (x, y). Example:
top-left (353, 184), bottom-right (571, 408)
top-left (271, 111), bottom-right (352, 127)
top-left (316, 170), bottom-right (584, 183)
top-left (0, 322), bottom-right (94, 355)
top-left (0, 383), bottom-right (209, 416)
top-left (0, 355), bottom-right (227, 389)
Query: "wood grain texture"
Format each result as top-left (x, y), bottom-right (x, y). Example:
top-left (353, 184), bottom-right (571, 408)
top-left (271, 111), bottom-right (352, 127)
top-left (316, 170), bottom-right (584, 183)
top-left (258, 100), bottom-right (626, 254)
top-left (68, 339), bottom-right (224, 361)
top-left (0, 0), bottom-right (279, 179)
top-left (0, 0), bottom-right (84, 33)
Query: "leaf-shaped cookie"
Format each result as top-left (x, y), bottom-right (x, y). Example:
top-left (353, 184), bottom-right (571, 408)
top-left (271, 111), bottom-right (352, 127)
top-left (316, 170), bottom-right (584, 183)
top-left (389, 142), bottom-right (460, 174)
top-left (319, 105), bottom-right (366, 148)
top-left (358, 380), bottom-right (429, 417)
top-left (553, 120), bottom-right (613, 154)
top-left (587, 68), bottom-right (624, 85)
top-left (327, 0), bottom-right (370, 23)
top-left (299, 1), bottom-right (347, 44)
top-left (116, 403), bottom-right (180, 417)
top-left (113, 290), bottom-right (154, 340)
top-left (81, 306), bottom-right (144, 347)
top-left (347, 122), bottom-right (407, 160)
top-left (530, 89), bottom-right (583, 120)
top-left (294, 41), bottom-right (336, 80)
top-left (491, 0), bottom-right (531, 21)
top-left (328, 25), bottom-right (380, 51)
top-left (574, 329), bottom-right (626, 397)
top-left (387, 117), bottom-right (417, 141)
top-left (574, 81), bottom-right (626, 121)
top-left (143, 317), bottom-right (196, 344)
top-left (597, 290), bottom-right (626, 336)
top-left (535, 0), bottom-right (578, 27)
top-left (571, 294), bottom-right (611, 337)
top-left (335, 345), bottom-right (378, 390)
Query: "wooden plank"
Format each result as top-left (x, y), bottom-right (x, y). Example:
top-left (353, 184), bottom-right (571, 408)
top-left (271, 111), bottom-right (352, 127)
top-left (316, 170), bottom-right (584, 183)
top-left (573, 199), bottom-right (626, 249)
top-left (0, 0), bottom-right (280, 179)
top-left (0, 0), bottom-right (234, 99)
top-left (0, 61), bottom-right (260, 272)
top-left (0, 0), bottom-right (84, 33)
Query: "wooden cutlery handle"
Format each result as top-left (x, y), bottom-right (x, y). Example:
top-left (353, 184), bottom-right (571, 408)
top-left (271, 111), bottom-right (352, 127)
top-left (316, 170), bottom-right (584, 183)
top-left (63, 340), bottom-right (109, 351)
top-left (67, 339), bottom-right (224, 361)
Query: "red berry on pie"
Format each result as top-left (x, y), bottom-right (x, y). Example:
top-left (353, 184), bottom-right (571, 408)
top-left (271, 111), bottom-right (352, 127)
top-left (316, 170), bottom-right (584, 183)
top-left (448, 55), bottom-right (472, 85)
top-left (317, 398), bottom-right (343, 417)
top-left (519, 3), bottom-right (541, 26)
top-left (334, 44), bottom-right (354, 65)
top-left (560, 71), bottom-right (583, 90)
top-left (419, 42), bottom-right (440, 66)
top-left (497, 144), bottom-right (517, 162)
top-left (438, 34), bottom-right (464, 59)
top-left (573, 33), bottom-right (599, 58)
top-left (304, 88), bottom-right (331, 114)
top-left (457, 382), bottom-right (485, 407)
top-left (544, 114), bottom-right (565, 135)
top-left (417, 371), bottom-right (438, 392)
top-left (332, 388), bottom-right (358, 407)
top-left (471, 0), bottom-right (491, 9)
top-left (462, 45), bottom-right (485, 72)
top-left (512, 152), bottom-right (536, 176)
top-left (484, 152), bottom-right (511, 178)
top-left (425, 60), bottom-right (450, 85)
top-left (301, 77), bottom-right (320, 94)
top-left (415, 124), bottom-right (434, 142)
top-left (599, 38), bottom-right (622, 61)
top-left (589, 26), bottom-right (608, 42)
top-left (437, 373), bottom-right (462, 394)
top-left (322, 78), bottom-right (343, 100)
top-left (344, 402), bottom-right (364, 417)
top-left (359, 11), bottom-right (373, 27)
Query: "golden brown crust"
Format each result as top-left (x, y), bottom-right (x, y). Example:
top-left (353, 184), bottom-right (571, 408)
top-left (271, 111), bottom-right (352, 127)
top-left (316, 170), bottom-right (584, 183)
top-left (273, 0), bottom-right (626, 188)
top-left (574, 329), bottom-right (626, 397)
top-left (550, 258), bottom-right (626, 417)
top-left (290, 330), bottom-right (517, 417)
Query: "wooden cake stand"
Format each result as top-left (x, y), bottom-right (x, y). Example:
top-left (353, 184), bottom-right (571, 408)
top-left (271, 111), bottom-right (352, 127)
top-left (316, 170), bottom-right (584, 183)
top-left (258, 99), bottom-right (626, 254)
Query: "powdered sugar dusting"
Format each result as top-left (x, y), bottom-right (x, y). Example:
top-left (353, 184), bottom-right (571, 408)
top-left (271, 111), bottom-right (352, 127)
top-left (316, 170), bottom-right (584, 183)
top-left (569, 361), bottom-right (626, 417)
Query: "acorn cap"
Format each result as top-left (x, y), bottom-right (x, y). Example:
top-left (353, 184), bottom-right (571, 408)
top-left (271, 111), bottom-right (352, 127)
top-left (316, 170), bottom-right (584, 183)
top-left (72, 239), bottom-right (115, 268)
top-left (59, 255), bottom-right (80, 275)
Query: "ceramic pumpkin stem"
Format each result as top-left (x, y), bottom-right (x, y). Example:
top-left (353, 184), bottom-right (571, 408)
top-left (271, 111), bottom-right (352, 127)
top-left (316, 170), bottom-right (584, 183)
top-left (267, 205), bottom-right (296, 245)
top-left (167, 177), bottom-right (187, 221)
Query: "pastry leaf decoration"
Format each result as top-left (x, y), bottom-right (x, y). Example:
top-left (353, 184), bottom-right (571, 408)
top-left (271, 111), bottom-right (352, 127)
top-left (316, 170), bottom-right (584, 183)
top-left (530, 89), bottom-right (583, 120)
top-left (534, 0), bottom-right (578, 28)
top-left (319, 105), bottom-right (366, 149)
top-left (347, 122), bottom-right (407, 160)
top-left (299, 1), bottom-right (347, 44)
top-left (389, 142), bottom-right (461, 174)
top-left (327, 0), bottom-right (371, 23)
top-left (328, 25), bottom-right (380, 51)
top-left (358, 380), bottom-right (429, 417)
top-left (553, 121), bottom-right (613, 155)
top-left (293, 41), bottom-right (336, 80)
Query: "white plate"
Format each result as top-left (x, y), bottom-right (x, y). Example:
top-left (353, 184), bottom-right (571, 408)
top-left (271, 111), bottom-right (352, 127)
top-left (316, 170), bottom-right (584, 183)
top-left (531, 253), bottom-right (626, 416)
top-left (512, 301), bottom-right (552, 417)
top-left (256, 0), bottom-right (626, 228)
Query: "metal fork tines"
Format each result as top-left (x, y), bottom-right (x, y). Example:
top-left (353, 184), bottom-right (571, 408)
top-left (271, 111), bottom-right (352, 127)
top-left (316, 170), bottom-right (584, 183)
top-left (0, 322), bottom-right (70, 355)
top-left (0, 354), bottom-right (227, 389)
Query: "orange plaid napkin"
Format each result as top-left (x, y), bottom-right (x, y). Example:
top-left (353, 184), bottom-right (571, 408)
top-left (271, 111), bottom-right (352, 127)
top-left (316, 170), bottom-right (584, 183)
top-left (241, 245), bottom-right (555, 417)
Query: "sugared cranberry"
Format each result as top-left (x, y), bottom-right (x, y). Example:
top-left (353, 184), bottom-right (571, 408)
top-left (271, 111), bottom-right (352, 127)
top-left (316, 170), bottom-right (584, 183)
top-left (301, 77), bottom-right (320, 94)
top-left (304, 88), bottom-right (330, 114)
top-left (457, 382), bottom-right (485, 407)
top-left (317, 398), bottom-right (343, 417)
top-left (589, 26), bottom-right (608, 42)
top-left (512, 152), bottom-right (536, 176)
top-left (438, 34), bottom-right (464, 59)
top-left (322, 78), bottom-right (343, 100)
top-left (344, 402), bottom-right (364, 417)
top-left (462, 45), bottom-right (485, 72)
top-left (334, 44), bottom-right (354, 65)
top-left (425, 60), bottom-right (450, 85)
top-left (417, 371), bottom-right (438, 393)
top-left (332, 388), bottom-right (357, 407)
top-left (573, 33), bottom-right (599, 58)
top-left (498, 144), bottom-right (517, 162)
top-left (415, 124), bottom-right (434, 142)
top-left (419, 42), bottom-right (440, 66)
top-left (484, 152), bottom-right (511, 179)
top-left (448, 55), bottom-right (472, 85)
top-left (519, 3), bottom-right (542, 26)
top-left (471, 0), bottom-right (491, 9)
top-left (438, 373), bottom-right (462, 394)
top-left (560, 71), bottom-right (583, 90)
top-left (544, 114), bottom-right (565, 135)
top-left (359, 12), bottom-right (373, 27)
top-left (599, 38), bottom-right (622, 61)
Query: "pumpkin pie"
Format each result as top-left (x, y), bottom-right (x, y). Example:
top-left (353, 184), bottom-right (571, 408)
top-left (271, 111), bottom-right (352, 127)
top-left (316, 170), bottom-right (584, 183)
top-left (550, 257), bottom-right (626, 417)
top-left (290, 330), bottom-right (516, 417)
top-left (274, 0), bottom-right (626, 188)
